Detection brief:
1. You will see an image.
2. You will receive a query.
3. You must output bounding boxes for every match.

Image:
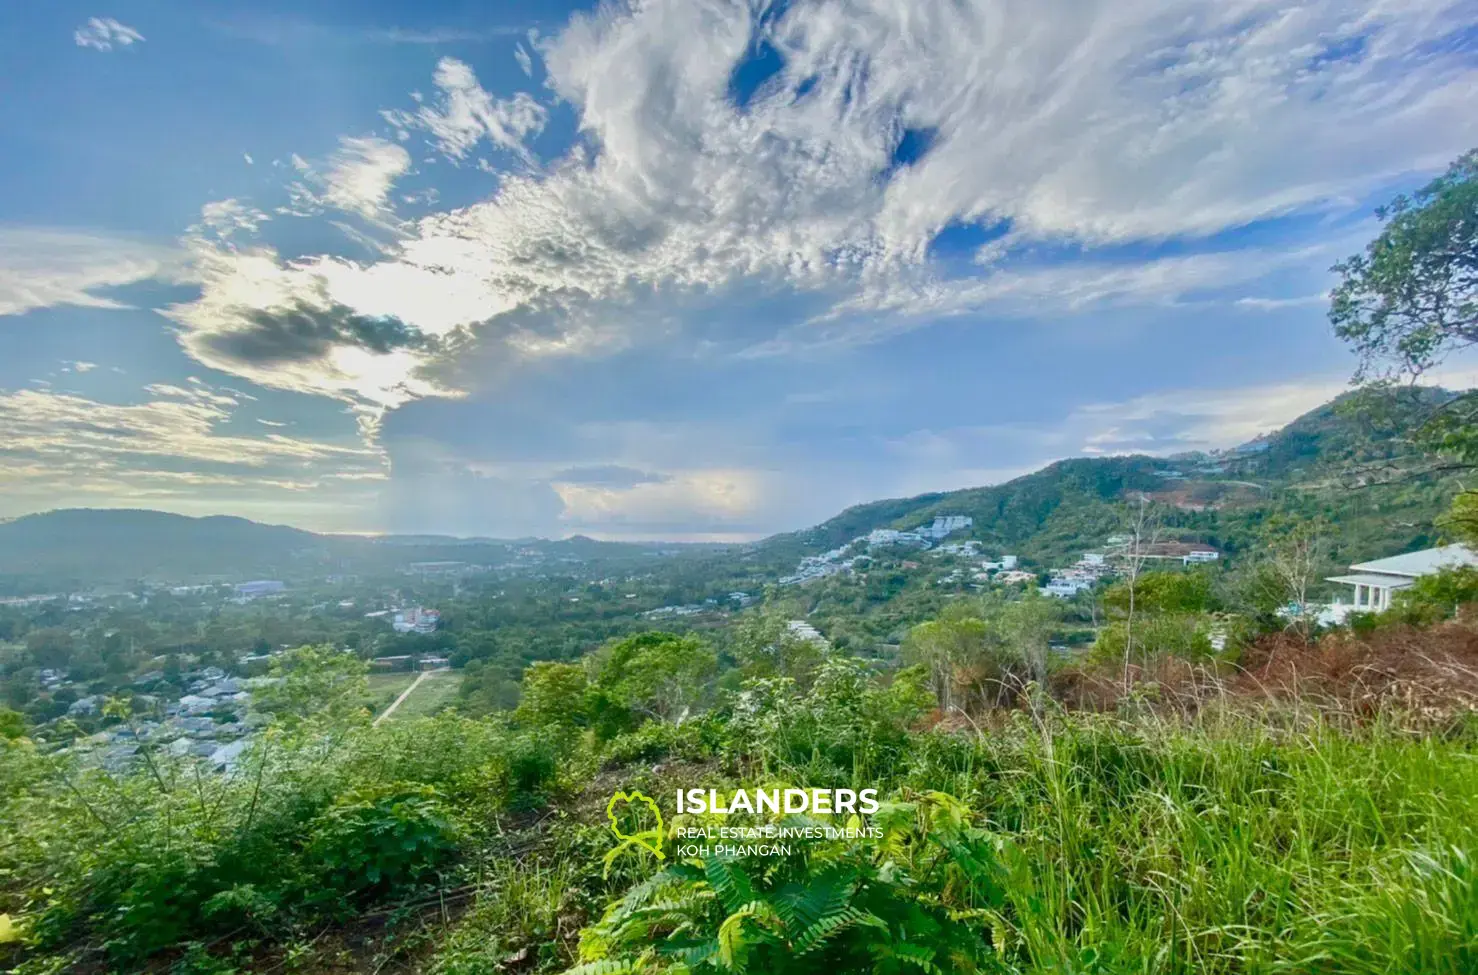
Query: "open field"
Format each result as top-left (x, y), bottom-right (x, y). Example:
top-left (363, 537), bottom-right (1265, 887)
top-left (370, 669), bottom-right (462, 723)
top-left (365, 672), bottom-right (418, 712)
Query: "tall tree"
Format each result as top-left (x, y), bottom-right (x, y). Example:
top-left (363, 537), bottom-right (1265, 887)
top-left (1331, 148), bottom-right (1478, 542)
top-left (1331, 149), bottom-right (1478, 383)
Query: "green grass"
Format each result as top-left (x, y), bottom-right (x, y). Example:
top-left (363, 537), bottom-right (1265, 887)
top-left (387, 670), bottom-right (463, 721)
top-left (365, 671), bottom-right (418, 713)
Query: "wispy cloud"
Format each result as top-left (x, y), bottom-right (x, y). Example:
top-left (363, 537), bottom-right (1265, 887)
top-left (74, 17), bottom-right (143, 52)
top-left (0, 227), bottom-right (184, 317)
top-left (212, 17), bottom-right (527, 48)
top-left (0, 381), bottom-right (385, 520)
top-left (382, 58), bottom-right (546, 165)
top-left (321, 137), bottom-right (413, 217)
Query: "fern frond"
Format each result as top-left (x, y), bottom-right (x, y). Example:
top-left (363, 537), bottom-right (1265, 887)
top-left (559, 959), bottom-right (641, 975)
top-left (793, 906), bottom-right (887, 955)
top-left (704, 857), bottom-right (756, 915)
top-left (717, 899), bottom-right (781, 969)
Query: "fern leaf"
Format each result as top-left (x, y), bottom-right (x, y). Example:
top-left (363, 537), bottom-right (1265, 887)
top-left (704, 857), bottom-right (756, 915)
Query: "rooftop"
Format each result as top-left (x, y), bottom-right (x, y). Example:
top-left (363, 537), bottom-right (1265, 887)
top-left (1348, 544), bottom-right (1478, 578)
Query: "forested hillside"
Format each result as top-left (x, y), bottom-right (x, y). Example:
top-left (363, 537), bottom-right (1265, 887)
top-left (754, 387), bottom-right (1457, 572)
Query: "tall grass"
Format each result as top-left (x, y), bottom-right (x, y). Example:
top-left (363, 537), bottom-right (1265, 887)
top-left (889, 711), bottom-right (1478, 974)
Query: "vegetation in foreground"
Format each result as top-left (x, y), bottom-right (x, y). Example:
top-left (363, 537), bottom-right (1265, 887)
top-left (3, 606), bottom-right (1478, 974)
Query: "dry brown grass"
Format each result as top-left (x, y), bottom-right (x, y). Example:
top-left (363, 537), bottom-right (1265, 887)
top-left (1047, 614), bottom-right (1478, 729)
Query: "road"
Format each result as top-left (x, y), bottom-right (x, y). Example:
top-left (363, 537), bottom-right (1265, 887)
top-left (374, 670), bottom-right (429, 726)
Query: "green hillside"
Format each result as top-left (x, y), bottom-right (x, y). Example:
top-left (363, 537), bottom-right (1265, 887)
top-left (753, 387), bottom-right (1458, 572)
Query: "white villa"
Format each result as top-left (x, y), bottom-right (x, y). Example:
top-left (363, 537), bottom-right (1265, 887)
top-left (1327, 544), bottom-right (1478, 612)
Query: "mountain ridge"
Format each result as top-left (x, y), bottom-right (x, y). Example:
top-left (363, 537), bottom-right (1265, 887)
top-left (1, 388), bottom-right (1458, 589)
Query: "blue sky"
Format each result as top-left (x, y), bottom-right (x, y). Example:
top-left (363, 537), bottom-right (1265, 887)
top-left (3, 0), bottom-right (1477, 540)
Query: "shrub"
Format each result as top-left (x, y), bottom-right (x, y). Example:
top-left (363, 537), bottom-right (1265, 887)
top-left (301, 783), bottom-right (459, 906)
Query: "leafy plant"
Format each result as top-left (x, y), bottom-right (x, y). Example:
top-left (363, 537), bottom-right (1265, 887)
top-left (568, 793), bottom-right (1005, 974)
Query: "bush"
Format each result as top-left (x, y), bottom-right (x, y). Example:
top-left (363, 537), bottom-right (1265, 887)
top-left (301, 783), bottom-right (458, 906)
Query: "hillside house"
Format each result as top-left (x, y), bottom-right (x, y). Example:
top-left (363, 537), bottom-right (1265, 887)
top-left (1327, 544), bottom-right (1478, 612)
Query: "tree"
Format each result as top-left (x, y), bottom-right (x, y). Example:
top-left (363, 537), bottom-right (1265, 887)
top-left (997, 589), bottom-right (1061, 692)
top-left (513, 661), bottom-right (590, 729)
top-left (731, 611), bottom-right (826, 689)
top-left (1331, 149), bottom-right (1478, 384)
top-left (1331, 148), bottom-right (1478, 543)
top-left (252, 645), bottom-right (369, 730)
top-left (590, 631), bottom-right (716, 723)
top-left (25, 627), bottom-right (74, 670)
top-left (1257, 519), bottom-right (1330, 640)
top-left (902, 617), bottom-right (988, 712)
top-left (1118, 496), bottom-right (1161, 691)
top-left (0, 706), bottom-right (26, 740)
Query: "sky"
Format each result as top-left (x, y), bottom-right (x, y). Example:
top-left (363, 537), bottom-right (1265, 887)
top-left (2, 0), bottom-right (1477, 541)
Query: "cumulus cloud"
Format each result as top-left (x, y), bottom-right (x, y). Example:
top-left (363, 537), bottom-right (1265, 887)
top-left (160, 0), bottom-right (1478, 450)
top-left (353, 0), bottom-right (1475, 352)
top-left (551, 464), bottom-right (672, 488)
top-left (553, 467), bottom-right (769, 537)
top-left (74, 17), bottom-right (144, 51)
top-left (0, 228), bottom-right (182, 317)
top-left (382, 57), bottom-right (546, 164)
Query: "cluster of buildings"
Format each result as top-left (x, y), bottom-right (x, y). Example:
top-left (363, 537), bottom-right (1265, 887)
top-left (937, 553), bottom-right (1022, 587)
top-left (642, 592), bottom-right (754, 619)
top-left (370, 654), bottom-right (451, 672)
top-left (780, 515), bottom-right (975, 586)
top-left (363, 605), bottom-right (442, 634)
top-left (403, 561), bottom-right (489, 579)
top-left (391, 606), bottom-right (441, 634)
top-left (233, 580), bottom-right (286, 600)
top-left (1101, 538), bottom-right (1221, 566)
top-left (64, 667), bottom-right (267, 773)
top-left (785, 620), bottom-right (829, 647)
top-left (1043, 553), bottom-right (1114, 598)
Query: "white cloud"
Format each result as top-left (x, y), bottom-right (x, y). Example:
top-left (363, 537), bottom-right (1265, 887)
top-left (0, 228), bottom-right (183, 317)
top-left (160, 240), bottom-right (479, 428)
top-left (321, 137), bottom-right (413, 217)
top-left (74, 17), bottom-right (144, 52)
top-left (0, 385), bottom-right (389, 526)
top-left (553, 467), bottom-right (766, 532)
top-left (166, 0), bottom-right (1478, 430)
top-left (196, 199), bottom-right (271, 240)
top-left (1067, 379), bottom-right (1349, 455)
top-left (0, 383), bottom-right (382, 478)
top-left (382, 57), bottom-right (546, 164)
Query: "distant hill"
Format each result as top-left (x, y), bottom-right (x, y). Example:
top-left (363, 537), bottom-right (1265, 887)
top-left (0, 509), bottom-right (342, 591)
top-left (749, 387), bottom-right (1458, 570)
top-left (0, 509), bottom-right (731, 594)
top-left (1, 389), bottom-right (1459, 593)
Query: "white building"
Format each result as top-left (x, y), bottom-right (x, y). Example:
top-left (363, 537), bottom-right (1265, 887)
top-left (392, 607), bottom-right (441, 634)
top-left (916, 515), bottom-right (973, 541)
top-left (1044, 578), bottom-right (1092, 598)
top-left (786, 620), bottom-right (828, 646)
top-left (1326, 544), bottom-right (1478, 612)
top-left (234, 580), bottom-right (285, 598)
